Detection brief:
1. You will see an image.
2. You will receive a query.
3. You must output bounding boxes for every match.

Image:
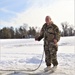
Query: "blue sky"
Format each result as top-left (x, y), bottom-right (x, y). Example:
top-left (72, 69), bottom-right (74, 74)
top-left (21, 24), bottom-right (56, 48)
top-left (0, 0), bottom-right (74, 30)
top-left (0, 0), bottom-right (32, 21)
top-left (0, 0), bottom-right (55, 21)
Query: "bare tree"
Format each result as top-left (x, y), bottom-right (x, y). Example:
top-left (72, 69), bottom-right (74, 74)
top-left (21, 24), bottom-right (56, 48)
top-left (61, 22), bottom-right (69, 36)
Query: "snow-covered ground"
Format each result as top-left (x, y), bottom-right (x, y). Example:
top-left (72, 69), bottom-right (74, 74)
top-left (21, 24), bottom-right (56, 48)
top-left (0, 36), bottom-right (75, 75)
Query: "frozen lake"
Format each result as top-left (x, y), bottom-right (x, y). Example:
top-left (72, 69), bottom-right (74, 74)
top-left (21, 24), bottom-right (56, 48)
top-left (0, 36), bottom-right (75, 75)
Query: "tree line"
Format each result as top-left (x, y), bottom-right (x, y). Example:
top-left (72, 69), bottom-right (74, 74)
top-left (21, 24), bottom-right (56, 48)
top-left (61, 22), bottom-right (75, 36)
top-left (0, 22), bottom-right (75, 39)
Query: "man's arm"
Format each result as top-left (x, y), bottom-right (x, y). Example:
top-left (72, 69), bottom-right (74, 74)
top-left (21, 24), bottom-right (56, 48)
top-left (35, 25), bottom-right (45, 41)
top-left (54, 26), bottom-right (61, 42)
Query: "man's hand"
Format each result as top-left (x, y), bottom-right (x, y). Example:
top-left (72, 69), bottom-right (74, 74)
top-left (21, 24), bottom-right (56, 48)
top-left (35, 37), bottom-right (38, 41)
top-left (54, 39), bottom-right (57, 44)
top-left (35, 35), bottom-right (39, 41)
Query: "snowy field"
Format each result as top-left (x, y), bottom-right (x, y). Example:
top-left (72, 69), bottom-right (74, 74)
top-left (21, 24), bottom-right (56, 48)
top-left (0, 36), bottom-right (75, 75)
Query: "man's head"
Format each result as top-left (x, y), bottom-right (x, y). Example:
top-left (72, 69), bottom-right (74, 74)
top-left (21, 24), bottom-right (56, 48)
top-left (45, 16), bottom-right (52, 25)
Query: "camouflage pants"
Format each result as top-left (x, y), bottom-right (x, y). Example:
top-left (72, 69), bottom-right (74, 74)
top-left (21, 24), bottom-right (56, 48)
top-left (44, 42), bottom-right (58, 66)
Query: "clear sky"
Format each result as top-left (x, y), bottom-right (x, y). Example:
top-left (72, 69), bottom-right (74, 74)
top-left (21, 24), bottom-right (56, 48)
top-left (0, 0), bottom-right (74, 30)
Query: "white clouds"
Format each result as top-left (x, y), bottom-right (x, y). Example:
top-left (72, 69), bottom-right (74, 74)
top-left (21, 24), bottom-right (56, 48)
top-left (0, 8), bottom-right (18, 15)
top-left (1, 0), bottom-right (74, 30)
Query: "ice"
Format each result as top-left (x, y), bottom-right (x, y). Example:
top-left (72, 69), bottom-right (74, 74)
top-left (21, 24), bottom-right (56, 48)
top-left (0, 36), bottom-right (75, 75)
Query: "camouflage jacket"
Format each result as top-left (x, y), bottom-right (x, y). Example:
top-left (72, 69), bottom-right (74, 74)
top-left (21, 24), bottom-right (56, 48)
top-left (37, 23), bottom-right (60, 43)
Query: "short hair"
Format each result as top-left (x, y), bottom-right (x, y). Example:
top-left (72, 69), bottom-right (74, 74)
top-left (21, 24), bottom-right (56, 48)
top-left (45, 16), bottom-right (51, 20)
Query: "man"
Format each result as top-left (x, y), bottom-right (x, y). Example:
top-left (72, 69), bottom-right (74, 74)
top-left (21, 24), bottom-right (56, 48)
top-left (35, 16), bottom-right (60, 72)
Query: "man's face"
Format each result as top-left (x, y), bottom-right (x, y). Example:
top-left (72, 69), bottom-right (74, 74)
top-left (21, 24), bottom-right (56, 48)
top-left (45, 16), bottom-right (51, 24)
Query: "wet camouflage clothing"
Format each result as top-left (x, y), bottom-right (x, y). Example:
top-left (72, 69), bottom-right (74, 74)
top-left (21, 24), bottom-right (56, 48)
top-left (37, 23), bottom-right (60, 66)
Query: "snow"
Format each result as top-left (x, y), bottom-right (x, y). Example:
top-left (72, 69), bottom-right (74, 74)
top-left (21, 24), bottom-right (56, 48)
top-left (0, 36), bottom-right (75, 75)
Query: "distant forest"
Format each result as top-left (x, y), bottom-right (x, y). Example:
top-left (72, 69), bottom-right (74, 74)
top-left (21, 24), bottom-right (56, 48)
top-left (0, 22), bottom-right (75, 39)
